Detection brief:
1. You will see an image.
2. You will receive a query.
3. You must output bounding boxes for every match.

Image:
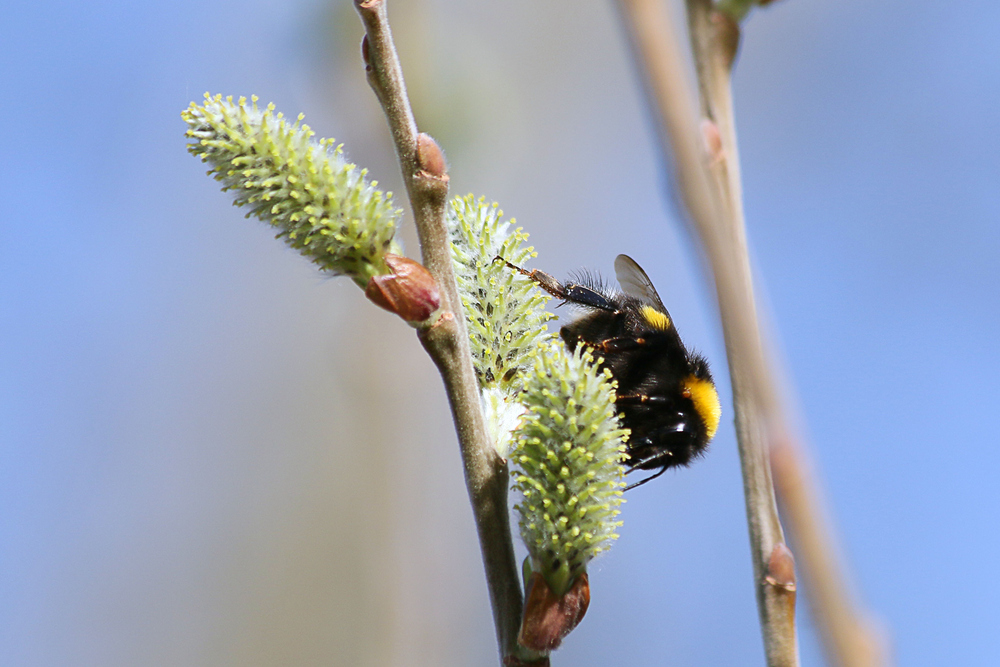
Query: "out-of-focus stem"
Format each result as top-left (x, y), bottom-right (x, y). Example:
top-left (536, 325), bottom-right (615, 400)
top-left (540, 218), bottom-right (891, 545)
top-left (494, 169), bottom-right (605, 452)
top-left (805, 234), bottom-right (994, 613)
top-left (686, 4), bottom-right (799, 663)
top-left (686, 3), bottom-right (888, 666)
top-left (615, 0), bottom-right (887, 664)
top-left (614, 0), bottom-right (799, 663)
top-left (772, 435), bottom-right (888, 667)
top-left (352, 2), bottom-right (537, 664)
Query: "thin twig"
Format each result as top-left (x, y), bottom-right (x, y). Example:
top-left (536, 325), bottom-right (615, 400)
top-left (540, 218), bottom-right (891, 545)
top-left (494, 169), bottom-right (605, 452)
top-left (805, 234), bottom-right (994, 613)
top-left (352, 2), bottom-right (535, 664)
top-left (685, 3), bottom-right (799, 663)
top-left (771, 436), bottom-right (889, 667)
top-left (688, 3), bottom-right (888, 666)
top-left (613, 0), bottom-right (799, 664)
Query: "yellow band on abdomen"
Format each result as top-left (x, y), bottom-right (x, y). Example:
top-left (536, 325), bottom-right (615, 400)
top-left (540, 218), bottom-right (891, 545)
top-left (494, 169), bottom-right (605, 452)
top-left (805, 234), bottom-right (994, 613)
top-left (683, 376), bottom-right (721, 440)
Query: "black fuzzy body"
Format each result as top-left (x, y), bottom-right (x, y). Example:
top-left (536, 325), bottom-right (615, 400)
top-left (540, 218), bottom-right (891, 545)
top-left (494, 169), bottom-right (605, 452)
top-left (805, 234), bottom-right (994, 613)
top-left (499, 254), bottom-right (719, 488)
top-left (561, 290), bottom-right (713, 480)
top-left (497, 255), bottom-right (721, 488)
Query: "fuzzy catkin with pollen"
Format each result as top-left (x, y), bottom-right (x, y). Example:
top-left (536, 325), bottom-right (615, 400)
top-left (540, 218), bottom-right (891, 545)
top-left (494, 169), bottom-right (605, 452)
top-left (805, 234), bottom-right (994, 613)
top-left (183, 94), bottom-right (401, 287)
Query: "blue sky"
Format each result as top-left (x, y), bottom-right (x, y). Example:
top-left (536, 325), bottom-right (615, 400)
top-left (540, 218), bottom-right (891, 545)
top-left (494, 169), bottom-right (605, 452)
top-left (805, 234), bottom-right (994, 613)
top-left (2, 1), bottom-right (998, 665)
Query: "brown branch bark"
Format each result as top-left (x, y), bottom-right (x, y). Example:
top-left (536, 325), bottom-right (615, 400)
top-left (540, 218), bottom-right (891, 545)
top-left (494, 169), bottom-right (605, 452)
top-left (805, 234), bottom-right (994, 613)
top-left (771, 435), bottom-right (889, 667)
top-left (687, 4), bottom-right (889, 666)
top-left (353, 2), bottom-right (538, 664)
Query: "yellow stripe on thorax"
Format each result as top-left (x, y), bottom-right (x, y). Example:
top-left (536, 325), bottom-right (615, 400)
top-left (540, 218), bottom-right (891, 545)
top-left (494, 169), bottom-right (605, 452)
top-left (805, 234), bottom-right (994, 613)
top-left (683, 376), bottom-right (721, 440)
top-left (640, 305), bottom-right (671, 331)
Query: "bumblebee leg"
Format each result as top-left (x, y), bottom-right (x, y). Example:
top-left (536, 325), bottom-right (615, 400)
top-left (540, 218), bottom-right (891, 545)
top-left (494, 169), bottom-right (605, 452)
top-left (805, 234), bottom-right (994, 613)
top-left (562, 284), bottom-right (617, 311)
top-left (616, 393), bottom-right (669, 405)
top-left (591, 336), bottom-right (649, 353)
top-left (493, 257), bottom-right (566, 297)
top-left (626, 448), bottom-right (675, 470)
top-left (624, 466), bottom-right (669, 490)
top-left (623, 447), bottom-right (674, 490)
top-left (493, 257), bottom-right (617, 312)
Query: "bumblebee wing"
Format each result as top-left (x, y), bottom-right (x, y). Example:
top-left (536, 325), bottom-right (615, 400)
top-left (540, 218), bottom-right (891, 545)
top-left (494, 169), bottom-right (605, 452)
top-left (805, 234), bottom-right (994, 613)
top-left (615, 254), bottom-right (667, 311)
top-left (615, 254), bottom-right (683, 340)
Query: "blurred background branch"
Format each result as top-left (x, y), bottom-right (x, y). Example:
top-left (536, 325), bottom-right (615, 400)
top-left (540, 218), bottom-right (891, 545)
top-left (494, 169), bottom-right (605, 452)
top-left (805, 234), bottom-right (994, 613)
top-left (352, 1), bottom-right (533, 664)
top-left (771, 434), bottom-right (888, 667)
top-left (616, 0), bottom-right (887, 665)
top-left (685, 2), bottom-right (889, 664)
top-left (614, 0), bottom-right (798, 662)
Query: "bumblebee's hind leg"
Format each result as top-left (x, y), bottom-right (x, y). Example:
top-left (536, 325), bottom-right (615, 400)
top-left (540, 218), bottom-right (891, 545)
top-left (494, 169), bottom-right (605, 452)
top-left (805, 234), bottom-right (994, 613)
top-left (590, 337), bottom-right (655, 353)
top-left (623, 437), bottom-right (678, 490)
top-left (616, 393), bottom-right (669, 404)
top-left (493, 257), bottom-right (617, 312)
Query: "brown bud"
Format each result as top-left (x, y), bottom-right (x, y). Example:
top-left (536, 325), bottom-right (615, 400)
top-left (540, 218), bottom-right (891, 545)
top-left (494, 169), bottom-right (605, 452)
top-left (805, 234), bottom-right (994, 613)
top-left (700, 118), bottom-right (724, 163)
top-left (365, 254), bottom-right (441, 322)
top-left (710, 10), bottom-right (741, 70)
top-left (518, 572), bottom-right (590, 652)
top-left (503, 657), bottom-right (550, 667)
top-left (416, 132), bottom-right (447, 177)
top-left (765, 542), bottom-right (797, 592)
top-left (360, 35), bottom-right (371, 71)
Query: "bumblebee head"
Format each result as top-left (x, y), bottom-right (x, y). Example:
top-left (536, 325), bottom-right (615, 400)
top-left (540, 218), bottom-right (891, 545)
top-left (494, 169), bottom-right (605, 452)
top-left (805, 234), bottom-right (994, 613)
top-left (682, 354), bottom-right (721, 441)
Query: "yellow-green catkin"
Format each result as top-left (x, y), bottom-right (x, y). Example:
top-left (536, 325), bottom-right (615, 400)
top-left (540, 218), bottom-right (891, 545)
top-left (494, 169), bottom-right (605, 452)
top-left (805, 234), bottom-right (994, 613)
top-left (511, 342), bottom-right (628, 596)
top-left (183, 94), bottom-right (401, 287)
top-left (448, 194), bottom-right (554, 392)
top-left (448, 194), bottom-right (556, 457)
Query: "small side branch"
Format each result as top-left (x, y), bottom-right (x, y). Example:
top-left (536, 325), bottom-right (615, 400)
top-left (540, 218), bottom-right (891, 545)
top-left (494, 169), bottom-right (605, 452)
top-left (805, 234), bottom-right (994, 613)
top-left (353, 1), bottom-right (532, 664)
top-left (771, 436), bottom-right (888, 667)
top-left (614, 0), bottom-right (798, 664)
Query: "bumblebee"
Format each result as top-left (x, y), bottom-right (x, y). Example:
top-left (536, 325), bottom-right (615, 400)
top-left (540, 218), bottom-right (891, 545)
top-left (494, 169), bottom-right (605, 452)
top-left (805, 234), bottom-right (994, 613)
top-left (503, 254), bottom-right (721, 489)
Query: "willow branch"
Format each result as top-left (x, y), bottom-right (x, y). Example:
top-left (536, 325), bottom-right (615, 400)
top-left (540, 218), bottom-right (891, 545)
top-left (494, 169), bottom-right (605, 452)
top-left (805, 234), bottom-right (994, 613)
top-left (352, 2), bottom-right (532, 664)
top-left (685, 4), bottom-right (799, 662)
top-left (687, 3), bottom-right (888, 666)
top-left (614, 0), bottom-right (798, 664)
